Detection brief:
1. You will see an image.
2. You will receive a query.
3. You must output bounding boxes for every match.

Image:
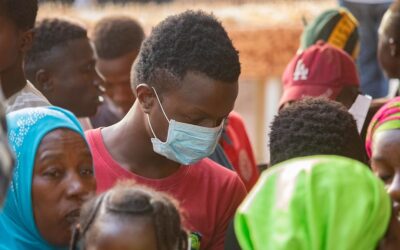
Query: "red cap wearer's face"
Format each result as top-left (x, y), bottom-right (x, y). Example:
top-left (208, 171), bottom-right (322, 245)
top-left (280, 41), bottom-right (360, 107)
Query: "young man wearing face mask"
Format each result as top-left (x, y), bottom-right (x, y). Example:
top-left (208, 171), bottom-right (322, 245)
top-left (85, 11), bottom-right (247, 250)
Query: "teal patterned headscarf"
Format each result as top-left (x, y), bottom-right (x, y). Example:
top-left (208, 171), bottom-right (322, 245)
top-left (0, 107), bottom-right (85, 250)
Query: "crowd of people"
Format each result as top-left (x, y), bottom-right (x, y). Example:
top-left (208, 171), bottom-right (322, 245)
top-left (1, 0), bottom-right (400, 249)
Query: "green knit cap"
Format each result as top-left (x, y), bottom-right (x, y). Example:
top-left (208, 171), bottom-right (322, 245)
top-left (300, 8), bottom-right (360, 60)
top-left (235, 155), bottom-right (391, 250)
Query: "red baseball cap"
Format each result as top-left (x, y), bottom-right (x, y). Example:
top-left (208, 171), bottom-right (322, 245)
top-left (280, 41), bottom-right (359, 107)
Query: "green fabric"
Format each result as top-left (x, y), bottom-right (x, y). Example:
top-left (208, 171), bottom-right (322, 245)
top-left (300, 8), bottom-right (359, 59)
top-left (234, 155), bottom-right (391, 250)
top-left (301, 9), bottom-right (340, 48)
top-left (375, 120), bottom-right (400, 135)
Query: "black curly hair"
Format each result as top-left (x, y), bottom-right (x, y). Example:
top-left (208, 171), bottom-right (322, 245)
top-left (24, 18), bottom-right (87, 83)
top-left (131, 10), bottom-right (241, 94)
top-left (0, 0), bottom-right (38, 30)
top-left (269, 97), bottom-right (366, 166)
top-left (70, 182), bottom-right (188, 250)
top-left (92, 15), bottom-right (145, 60)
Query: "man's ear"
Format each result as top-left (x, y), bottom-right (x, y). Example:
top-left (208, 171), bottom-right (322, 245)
top-left (35, 69), bottom-right (54, 94)
top-left (136, 84), bottom-right (155, 114)
top-left (20, 29), bottom-right (34, 53)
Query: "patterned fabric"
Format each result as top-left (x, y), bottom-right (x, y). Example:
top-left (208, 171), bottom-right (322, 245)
top-left (0, 107), bottom-right (84, 250)
top-left (300, 7), bottom-right (359, 59)
top-left (6, 82), bottom-right (50, 113)
top-left (366, 97), bottom-right (400, 157)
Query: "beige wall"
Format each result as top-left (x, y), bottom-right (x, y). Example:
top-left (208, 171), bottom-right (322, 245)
top-left (234, 77), bottom-right (282, 164)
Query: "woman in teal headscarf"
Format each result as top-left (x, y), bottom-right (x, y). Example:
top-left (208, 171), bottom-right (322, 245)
top-left (234, 155), bottom-right (400, 250)
top-left (0, 107), bottom-right (96, 250)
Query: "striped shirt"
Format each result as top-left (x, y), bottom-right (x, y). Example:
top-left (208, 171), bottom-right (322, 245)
top-left (6, 82), bottom-right (50, 113)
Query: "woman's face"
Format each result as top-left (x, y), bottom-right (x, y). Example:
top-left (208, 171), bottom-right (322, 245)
top-left (371, 130), bottom-right (400, 205)
top-left (32, 129), bottom-right (96, 246)
top-left (372, 129), bottom-right (400, 249)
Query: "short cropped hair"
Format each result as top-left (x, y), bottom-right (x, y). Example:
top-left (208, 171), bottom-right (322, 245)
top-left (92, 15), bottom-right (145, 60)
top-left (24, 18), bottom-right (87, 83)
top-left (131, 10), bottom-right (241, 94)
top-left (269, 97), bottom-right (362, 165)
top-left (0, 0), bottom-right (38, 30)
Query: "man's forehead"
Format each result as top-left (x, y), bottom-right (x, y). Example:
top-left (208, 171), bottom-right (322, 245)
top-left (380, 11), bottom-right (400, 37)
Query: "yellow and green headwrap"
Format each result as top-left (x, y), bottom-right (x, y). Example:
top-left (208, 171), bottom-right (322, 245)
top-left (234, 155), bottom-right (391, 250)
top-left (300, 8), bottom-right (360, 60)
top-left (366, 97), bottom-right (400, 158)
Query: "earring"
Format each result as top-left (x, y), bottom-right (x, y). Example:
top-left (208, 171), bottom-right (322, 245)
top-left (389, 38), bottom-right (396, 56)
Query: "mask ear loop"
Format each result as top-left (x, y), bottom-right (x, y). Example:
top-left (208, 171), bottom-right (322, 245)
top-left (147, 87), bottom-right (171, 140)
top-left (147, 115), bottom-right (159, 139)
top-left (151, 87), bottom-right (170, 121)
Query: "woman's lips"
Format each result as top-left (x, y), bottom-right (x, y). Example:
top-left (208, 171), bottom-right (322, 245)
top-left (64, 208), bottom-right (80, 225)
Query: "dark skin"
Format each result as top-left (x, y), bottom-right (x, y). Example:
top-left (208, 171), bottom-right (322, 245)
top-left (33, 38), bottom-right (103, 117)
top-left (378, 12), bottom-right (400, 79)
top-left (101, 71), bottom-right (238, 179)
top-left (0, 106), bottom-right (14, 205)
top-left (371, 130), bottom-right (400, 204)
top-left (378, 208), bottom-right (400, 250)
top-left (96, 49), bottom-right (139, 114)
top-left (335, 85), bottom-right (359, 109)
top-left (0, 15), bottom-right (33, 98)
top-left (371, 130), bottom-right (400, 249)
top-left (86, 215), bottom-right (157, 250)
top-left (32, 129), bottom-right (96, 246)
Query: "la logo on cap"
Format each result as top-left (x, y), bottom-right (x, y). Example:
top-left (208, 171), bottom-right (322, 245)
top-left (293, 59), bottom-right (309, 81)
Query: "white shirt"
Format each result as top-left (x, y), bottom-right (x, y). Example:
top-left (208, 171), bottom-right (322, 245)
top-left (6, 82), bottom-right (50, 113)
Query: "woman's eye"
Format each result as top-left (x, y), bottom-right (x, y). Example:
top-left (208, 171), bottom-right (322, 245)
top-left (379, 173), bottom-right (393, 182)
top-left (43, 168), bottom-right (62, 178)
top-left (80, 167), bottom-right (94, 176)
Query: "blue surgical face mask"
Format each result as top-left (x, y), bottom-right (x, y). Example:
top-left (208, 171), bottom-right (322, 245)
top-left (147, 87), bottom-right (224, 165)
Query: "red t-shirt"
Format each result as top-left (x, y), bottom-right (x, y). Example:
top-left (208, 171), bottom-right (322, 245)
top-left (221, 112), bottom-right (259, 190)
top-left (85, 128), bottom-right (247, 250)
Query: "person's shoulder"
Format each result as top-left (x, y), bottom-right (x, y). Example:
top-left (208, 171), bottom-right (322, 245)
top-left (6, 94), bottom-right (49, 113)
top-left (6, 82), bottom-right (50, 113)
top-left (85, 127), bottom-right (101, 137)
top-left (84, 128), bottom-right (102, 146)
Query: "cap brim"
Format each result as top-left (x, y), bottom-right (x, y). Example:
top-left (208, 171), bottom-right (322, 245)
top-left (279, 85), bottom-right (342, 107)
